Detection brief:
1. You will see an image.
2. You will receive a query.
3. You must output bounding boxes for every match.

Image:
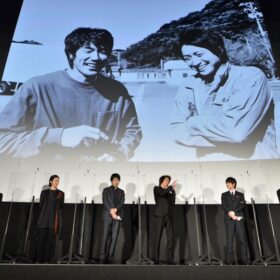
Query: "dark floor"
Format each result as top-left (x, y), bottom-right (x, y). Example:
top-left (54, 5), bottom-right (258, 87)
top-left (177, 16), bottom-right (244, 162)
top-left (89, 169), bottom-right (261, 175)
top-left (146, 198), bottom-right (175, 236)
top-left (1, 263), bottom-right (280, 280)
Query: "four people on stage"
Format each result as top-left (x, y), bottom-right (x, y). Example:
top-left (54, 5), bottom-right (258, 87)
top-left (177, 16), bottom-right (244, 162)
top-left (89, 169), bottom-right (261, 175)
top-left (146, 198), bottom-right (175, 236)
top-left (31, 174), bottom-right (260, 265)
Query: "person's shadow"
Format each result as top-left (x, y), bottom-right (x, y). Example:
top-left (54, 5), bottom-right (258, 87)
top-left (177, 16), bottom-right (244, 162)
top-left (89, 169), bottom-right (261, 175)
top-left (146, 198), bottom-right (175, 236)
top-left (124, 183), bottom-right (137, 204)
top-left (92, 182), bottom-right (109, 204)
top-left (143, 183), bottom-right (156, 204)
top-left (251, 184), bottom-right (273, 203)
top-left (175, 183), bottom-right (194, 204)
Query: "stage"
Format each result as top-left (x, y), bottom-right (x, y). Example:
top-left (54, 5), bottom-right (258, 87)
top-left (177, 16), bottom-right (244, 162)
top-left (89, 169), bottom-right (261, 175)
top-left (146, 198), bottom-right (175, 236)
top-left (1, 264), bottom-right (280, 280)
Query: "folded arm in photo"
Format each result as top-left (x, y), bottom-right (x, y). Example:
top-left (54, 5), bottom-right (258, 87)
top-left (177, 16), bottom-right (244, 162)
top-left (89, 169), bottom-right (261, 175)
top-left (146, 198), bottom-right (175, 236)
top-left (170, 85), bottom-right (215, 147)
top-left (171, 69), bottom-right (272, 146)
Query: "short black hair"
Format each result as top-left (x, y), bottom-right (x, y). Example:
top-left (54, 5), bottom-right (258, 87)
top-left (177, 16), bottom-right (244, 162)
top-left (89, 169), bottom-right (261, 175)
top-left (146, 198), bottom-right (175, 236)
top-left (225, 177), bottom-right (237, 188)
top-left (64, 27), bottom-right (114, 68)
top-left (110, 173), bottom-right (121, 182)
top-left (49, 175), bottom-right (59, 187)
top-left (177, 29), bottom-right (228, 64)
top-left (159, 175), bottom-right (171, 186)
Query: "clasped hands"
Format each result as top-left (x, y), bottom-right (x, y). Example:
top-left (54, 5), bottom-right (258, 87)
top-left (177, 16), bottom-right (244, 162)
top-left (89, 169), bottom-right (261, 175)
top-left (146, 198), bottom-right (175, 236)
top-left (228, 211), bottom-right (242, 221)
top-left (110, 208), bottom-right (118, 219)
top-left (61, 125), bottom-right (115, 161)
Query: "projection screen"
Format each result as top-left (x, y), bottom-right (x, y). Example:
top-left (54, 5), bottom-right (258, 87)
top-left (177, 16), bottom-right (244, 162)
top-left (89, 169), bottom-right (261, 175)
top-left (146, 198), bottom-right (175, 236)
top-left (0, 0), bottom-right (280, 203)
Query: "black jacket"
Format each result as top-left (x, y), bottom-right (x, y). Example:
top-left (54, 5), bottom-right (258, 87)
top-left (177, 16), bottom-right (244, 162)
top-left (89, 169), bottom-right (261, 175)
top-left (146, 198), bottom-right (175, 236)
top-left (221, 191), bottom-right (245, 220)
top-left (102, 186), bottom-right (125, 220)
top-left (37, 187), bottom-right (64, 235)
top-left (153, 186), bottom-right (176, 217)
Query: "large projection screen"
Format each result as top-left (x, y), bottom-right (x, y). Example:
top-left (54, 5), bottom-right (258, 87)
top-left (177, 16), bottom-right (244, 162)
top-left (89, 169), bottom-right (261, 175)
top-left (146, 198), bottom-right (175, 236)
top-left (0, 0), bottom-right (280, 203)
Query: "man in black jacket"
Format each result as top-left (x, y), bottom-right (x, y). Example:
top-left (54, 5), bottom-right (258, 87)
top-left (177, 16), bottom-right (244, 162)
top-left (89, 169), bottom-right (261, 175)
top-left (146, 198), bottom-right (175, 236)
top-left (277, 189), bottom-right (280, 202)
top-left (221, 177), bottom-right (247, 265)
top-left (35, 175), bottom-right (64, 263)
top-left (153, 175), bottom-right (176, 264)
top-left (100, 173), bottom-right (125, 264)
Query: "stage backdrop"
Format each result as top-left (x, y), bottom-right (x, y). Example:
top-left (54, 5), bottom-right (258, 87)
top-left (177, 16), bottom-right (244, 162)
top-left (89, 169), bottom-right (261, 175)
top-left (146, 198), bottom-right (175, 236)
top-left (0, 0), bottom-right (280, 203)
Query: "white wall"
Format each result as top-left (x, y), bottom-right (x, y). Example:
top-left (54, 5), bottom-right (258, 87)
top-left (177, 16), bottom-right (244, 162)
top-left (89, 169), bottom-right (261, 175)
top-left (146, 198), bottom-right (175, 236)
top-left (0, 158), bottom-right (279, 204)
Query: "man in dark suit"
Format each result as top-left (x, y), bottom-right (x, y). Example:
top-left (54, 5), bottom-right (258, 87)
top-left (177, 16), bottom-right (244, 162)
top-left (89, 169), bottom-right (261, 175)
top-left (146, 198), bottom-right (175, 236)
top-left (277, 189), bottom-right (280, 202)
top-left (221, 177), bottom-right (247, 265)
top-left (153, 175), bottom-right (176, 265)
top-left (100, 173), bottom-right (125, 264)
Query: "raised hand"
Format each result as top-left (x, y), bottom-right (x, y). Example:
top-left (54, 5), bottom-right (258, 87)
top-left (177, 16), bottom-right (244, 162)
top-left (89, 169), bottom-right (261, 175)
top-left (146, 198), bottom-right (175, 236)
top-left (171, 180), bottom-right (177, 189)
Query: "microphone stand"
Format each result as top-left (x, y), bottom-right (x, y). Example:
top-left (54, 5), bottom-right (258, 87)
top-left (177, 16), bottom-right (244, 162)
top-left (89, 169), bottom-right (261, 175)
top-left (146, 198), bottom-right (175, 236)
top-left (75, 196), bottom-right (88, 263)
top-left (194, 196), bottom-right (223, 265)
top-left (87, 199), bottom-right (97, 264)
top-left (193, 197), bottom-right (202, 261)
top-left (71, 168), bottom-right (90, 263)
top-left (0, 160), bottom-right (21, 263)
top-left (58, 191), bottom-right (85, 264)
top-left (251, 198), bottom-right (265, 265)
top-left (126, 164), bottom-right (153, 265)
top-left (16, 196), bottom-right (35, 263)
top-left (262, 196), bottom-right (280, 265)
top-left (194, 159), bottom-right (222, 265)
top-left (0, 192), bottom-right (16, 263)
top-left (17, 167), bottom-right (39, 262)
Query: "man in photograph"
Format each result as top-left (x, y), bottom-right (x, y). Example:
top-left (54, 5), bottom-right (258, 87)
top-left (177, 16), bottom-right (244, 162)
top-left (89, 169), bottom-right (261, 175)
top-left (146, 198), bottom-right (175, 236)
top-left (0, 27), bottom-right (142, 161)
top-left (171, 29), bottom-right (279, 159)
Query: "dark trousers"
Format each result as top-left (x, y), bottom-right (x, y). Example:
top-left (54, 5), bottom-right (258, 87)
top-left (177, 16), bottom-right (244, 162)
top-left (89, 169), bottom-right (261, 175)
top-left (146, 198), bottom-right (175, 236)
top-left (35, 228), bottom-right (56, 263)
top-left (225, 219), bottom-right (247, 264)
top-left (154, 214), bottom-right (173, 263)
top-left (100, 219), bottom-right (120, 263)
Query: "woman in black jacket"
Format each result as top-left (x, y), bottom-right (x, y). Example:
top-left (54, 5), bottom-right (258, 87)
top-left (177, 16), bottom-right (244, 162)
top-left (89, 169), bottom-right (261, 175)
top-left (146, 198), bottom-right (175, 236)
top-left (35, 175), bottom-right (64, 263)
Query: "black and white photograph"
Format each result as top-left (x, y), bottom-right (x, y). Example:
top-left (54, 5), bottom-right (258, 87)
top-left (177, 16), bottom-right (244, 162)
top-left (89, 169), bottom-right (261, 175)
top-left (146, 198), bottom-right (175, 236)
top-left (1, 0), bottom-right (279, 162)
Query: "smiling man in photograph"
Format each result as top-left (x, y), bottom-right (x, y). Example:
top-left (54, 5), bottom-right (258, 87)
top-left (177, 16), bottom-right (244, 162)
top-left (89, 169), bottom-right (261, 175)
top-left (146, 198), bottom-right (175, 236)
top-left (171, 28), bottom-right (279, 159)
top-left (0, 27), bottom-right (142, 161)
